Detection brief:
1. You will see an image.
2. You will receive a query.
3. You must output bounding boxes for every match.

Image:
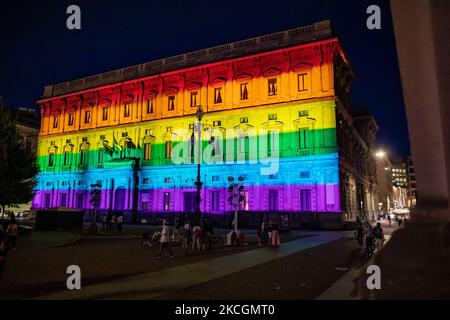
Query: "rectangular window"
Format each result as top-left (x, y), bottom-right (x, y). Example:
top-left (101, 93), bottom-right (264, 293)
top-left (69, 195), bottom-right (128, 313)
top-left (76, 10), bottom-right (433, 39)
top-left (268, 78), bottom-right (277, 96)
top-left (163, 192), bottom-right (171, 211)
top-left (268, 114), bottom-right (277, 120)
top-left (300, 189), bottom-right (312, 211)
top-left (298, 73), bottom-right (308, 92)
top-left (268, 189), bottom-right (279, 211)
top-left (97, 150), bottom-right (103, 164)
top-left (211, 191), bottom-right (220, 212)
top-left (212, 175), bottom-right (220, 182)
top-left (84, 110), bottom-right (91, 124)
top-left (60, 193), bottom-right (67, 207)
top-left (68, 113), bottom-right (74, 126)
top-left (300, 171), bottom-right (310, 179)
top-left (102, 107), bottom-right (108, 121)
top-left (146, 100), bottom-right (154, 114)
top-left (53, 116), bottom-right (58, 128)
top-left (299, 128), bottom-right (310, 149)
top-left (80, 150), bottom-right (88, 165)
top-left (143, 143), bottom-right (152, 160)
top-left (76, 193), bottom-right (84, 209)
top-left (45, 193), bottom-right (51, 208)
top-left (63, 152), bottom-right (70, 166)
top-left (124, 103), bottom-right (131, 117)
top-left (240, 117), bottom-right (248, 124)
top-left (298, 110), bottom-right (309, 117)
top-left (166, 126), bottom-right (173, 133)
top-left (164, 177), bottom-right (172, 184)
top-left (48, 153), bottom-right (54, 167)
top-left (214, 87), bottom-right (223, 104)
top-left (240, 83), bottom-right (249, 100)
top-left (190, 91), bottom-right (198, 107)
top-left (165, 141), bottom-right (172, 159)
top-left (142, 178), bottom-right (150, 184)
top-left (213, 120), bottom-right (222, 127)
top-left (168, 96), bottom-right (175, 111)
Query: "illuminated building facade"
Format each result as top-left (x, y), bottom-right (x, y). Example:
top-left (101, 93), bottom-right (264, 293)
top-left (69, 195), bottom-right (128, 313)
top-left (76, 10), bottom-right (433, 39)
top-left (32, 20), bottom-right (372, 226)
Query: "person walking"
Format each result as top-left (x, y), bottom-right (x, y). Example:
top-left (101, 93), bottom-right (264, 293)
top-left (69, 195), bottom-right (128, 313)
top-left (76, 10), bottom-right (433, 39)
top-left (365, 222), bottom-right (374, 257)
top-left (154, 220), bottom-right (174, 260)
top-left (6, 214), bottom-right (18, 251)
top-left (387, 214), bottom-right (392, 227)
top-left (111, 215), bottom-right (117, 232)
top-left (270, 219), bottom-right (280, 248)
top-left (355, 216), bottom-right (364, 247)
top-left (183, 219), bottom-right (192, 249)
top-left (116, 215), bottom-right (123, 232)
top-left (373, 222), bottom-right (385, 251)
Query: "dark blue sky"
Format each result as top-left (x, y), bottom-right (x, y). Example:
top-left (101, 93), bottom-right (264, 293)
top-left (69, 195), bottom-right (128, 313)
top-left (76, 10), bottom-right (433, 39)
top-left (0, 0), bottom-right (410, 156)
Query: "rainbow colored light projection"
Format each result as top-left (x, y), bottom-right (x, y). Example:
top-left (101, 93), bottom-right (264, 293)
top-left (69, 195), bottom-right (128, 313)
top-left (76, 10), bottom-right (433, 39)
top-left (33, 38), bottom-right (344, 218)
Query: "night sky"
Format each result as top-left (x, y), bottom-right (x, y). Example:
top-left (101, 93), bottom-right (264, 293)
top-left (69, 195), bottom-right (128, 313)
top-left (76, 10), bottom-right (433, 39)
top-left (0, 0), bottom-right (410, 157)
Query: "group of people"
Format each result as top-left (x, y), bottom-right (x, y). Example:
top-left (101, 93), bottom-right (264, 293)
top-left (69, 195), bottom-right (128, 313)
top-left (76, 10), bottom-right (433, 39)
top-left (356, 217), bottom-right (385, 257)
top-left (257, 218), bottom-right (281, 248)
top-left (101, 214), bottom-right (123, 233)
top-left (154, 216), bottom-right (215, 260)
top-left (0, 213), bottom-right (19, 277)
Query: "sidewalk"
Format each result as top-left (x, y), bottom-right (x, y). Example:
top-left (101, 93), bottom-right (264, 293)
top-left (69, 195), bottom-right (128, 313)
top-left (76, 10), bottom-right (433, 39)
top-left (317, 234), bottom-right (392, 300)
top-left (38, 232), bottom-right (344, 300)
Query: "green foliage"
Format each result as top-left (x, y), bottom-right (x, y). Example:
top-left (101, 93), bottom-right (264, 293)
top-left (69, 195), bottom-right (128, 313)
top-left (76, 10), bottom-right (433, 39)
top-left (0, 103), bottom-right (39, 216)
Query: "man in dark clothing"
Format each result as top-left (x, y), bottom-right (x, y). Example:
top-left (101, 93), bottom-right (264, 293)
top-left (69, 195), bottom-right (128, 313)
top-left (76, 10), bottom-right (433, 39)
top-left (373, 222), bottom-right (385, 251)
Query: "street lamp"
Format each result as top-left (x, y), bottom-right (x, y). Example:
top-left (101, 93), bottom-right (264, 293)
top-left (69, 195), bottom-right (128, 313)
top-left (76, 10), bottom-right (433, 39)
top-left (193, 105), bottom-right (204, 225)
top-left (375, 150), bottom-right (386, 158)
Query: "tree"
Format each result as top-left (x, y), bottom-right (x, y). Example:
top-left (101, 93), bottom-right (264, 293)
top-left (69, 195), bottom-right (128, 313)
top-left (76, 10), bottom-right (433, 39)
top-left (0, 101), bottom-right (39, 219)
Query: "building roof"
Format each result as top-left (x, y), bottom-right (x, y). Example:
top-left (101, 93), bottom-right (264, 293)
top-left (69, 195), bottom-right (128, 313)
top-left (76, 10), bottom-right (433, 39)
top-left (41, 20), bottom-right (334, 99)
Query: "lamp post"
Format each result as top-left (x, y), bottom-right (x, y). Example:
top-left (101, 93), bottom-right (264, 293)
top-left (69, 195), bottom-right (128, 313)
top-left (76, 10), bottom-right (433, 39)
top-left (193, 105), bottom-right (204, 225)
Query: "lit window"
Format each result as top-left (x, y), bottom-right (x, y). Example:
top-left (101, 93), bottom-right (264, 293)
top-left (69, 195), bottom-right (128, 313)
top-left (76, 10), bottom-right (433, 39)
top-left (168, 96), bottom-right (175, 111)
top-left (68, 113), bottom-right (74, 126)
top-left (214, 87), bottom-right (223, 104)
top-left (102, 107), bottom-right (108, 121)
top-left (163, 192), bottom-right (171, 211)
top-left (53, 116), bottom-right (59, 128)
top-left (144, 143), bottom-right (152, 160)
top-left (190, 91), bottom-right (198, 107)
top-left (165, 141), bottom-right (172, 159)
top-left (240, 83), bottom-right (249, 100)
top-left (298, 73), bottom-right (308, 92)
top-left (146, 100), bottom-right (154, 114)
top-left (124, 103), bottom-right (131, 117)
top-left (84, 110), bottom-right (91, 124)
top-left (268, 78), bottom-right (277, 96)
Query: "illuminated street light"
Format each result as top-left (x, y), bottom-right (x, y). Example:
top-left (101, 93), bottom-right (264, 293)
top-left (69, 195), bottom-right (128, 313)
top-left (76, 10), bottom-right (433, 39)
top-left (375, 150), bottom-right (386, 158)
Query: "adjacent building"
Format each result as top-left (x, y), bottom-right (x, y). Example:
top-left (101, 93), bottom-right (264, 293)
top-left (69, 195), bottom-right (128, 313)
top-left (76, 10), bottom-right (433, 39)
top-left (32, 20), bottom-right (379, 226)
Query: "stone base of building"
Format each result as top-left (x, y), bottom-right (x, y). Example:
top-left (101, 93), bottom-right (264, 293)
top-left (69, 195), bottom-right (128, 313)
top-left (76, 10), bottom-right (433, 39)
top-left (83, 210), bottom-right (351, 231)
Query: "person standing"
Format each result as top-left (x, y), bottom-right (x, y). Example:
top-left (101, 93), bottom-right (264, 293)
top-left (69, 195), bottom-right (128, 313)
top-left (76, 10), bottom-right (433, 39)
top-left (270, 219), bottom-right (280, 248)
top-left (192, 224), bottom-right (202, 253)
top-left (116, 215), bottom-right (123, 233)
top-left (365, 222), bottom-right (374, 257)
top-left (154, 220), bottom-right (174, 260)
top-left (373, 222), bottom-right (385, 251)
top-left (111, 215), bottom-right (117, 232)
top-left (173, 216), bottom-right (182, 242)
top-left (6, 214), bottom-right (18, 251)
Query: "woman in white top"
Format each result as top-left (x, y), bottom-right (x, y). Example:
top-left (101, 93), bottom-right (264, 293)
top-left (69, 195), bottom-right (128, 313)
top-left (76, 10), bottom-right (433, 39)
top-left (155, 220), bottom-right (174, 260)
